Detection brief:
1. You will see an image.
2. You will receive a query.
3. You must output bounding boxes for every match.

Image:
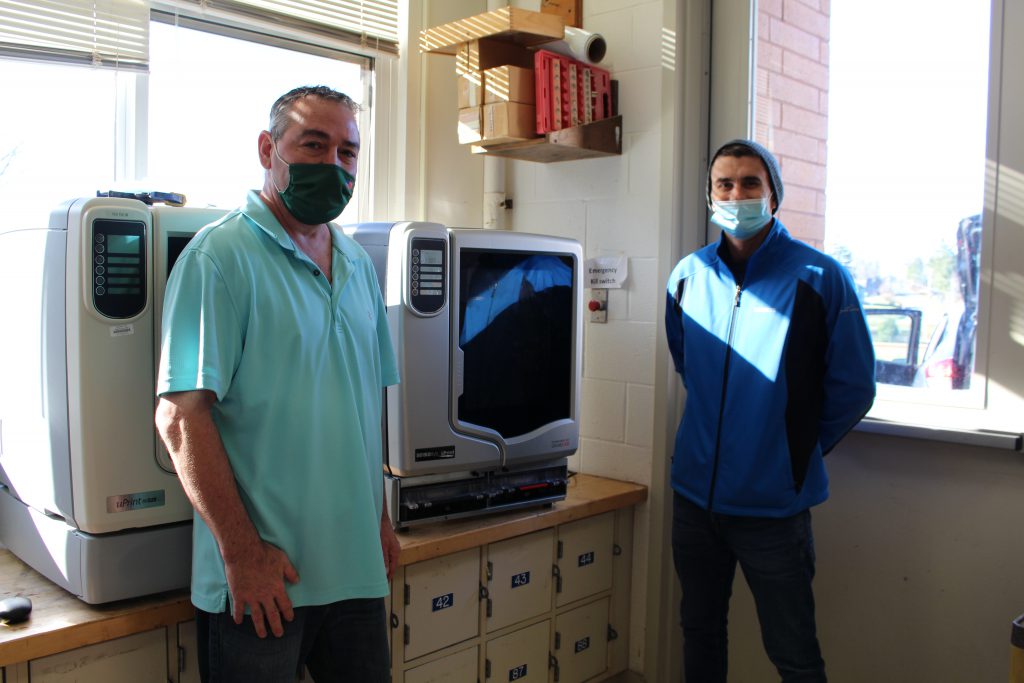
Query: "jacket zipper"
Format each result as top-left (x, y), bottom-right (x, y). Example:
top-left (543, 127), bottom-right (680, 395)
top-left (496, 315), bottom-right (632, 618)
top-left (707, 283), bottom-right (742, 511)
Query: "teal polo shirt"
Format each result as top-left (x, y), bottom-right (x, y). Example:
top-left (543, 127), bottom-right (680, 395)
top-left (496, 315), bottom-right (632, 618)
top-left (157, 191), bottom-right (399, 613)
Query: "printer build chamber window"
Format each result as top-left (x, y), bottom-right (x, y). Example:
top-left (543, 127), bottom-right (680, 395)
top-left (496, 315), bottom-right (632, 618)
top-left (457, 249), bottom-right (575, 438)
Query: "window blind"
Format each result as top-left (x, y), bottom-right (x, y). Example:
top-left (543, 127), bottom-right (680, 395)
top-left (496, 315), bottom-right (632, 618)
top-left (0, 0), bottom-right (149, 69)
top-left (172, 0), bottom-right (399, 54)
top-left (0, 0), bottom-right (399, 69)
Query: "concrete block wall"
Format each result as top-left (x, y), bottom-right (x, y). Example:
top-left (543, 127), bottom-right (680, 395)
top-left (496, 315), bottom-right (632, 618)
top-left (756, 0), bottom-right (831, 249)
top-left (505, 0), bottom-right (668, 671)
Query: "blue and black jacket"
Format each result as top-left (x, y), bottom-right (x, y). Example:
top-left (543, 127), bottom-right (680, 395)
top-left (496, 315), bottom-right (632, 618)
top-left (665, 220), bottom-right (876, 517)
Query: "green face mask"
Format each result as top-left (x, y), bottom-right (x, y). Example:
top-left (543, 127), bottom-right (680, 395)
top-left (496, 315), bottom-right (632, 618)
top-left (273, 144), bottom-right (355, 225)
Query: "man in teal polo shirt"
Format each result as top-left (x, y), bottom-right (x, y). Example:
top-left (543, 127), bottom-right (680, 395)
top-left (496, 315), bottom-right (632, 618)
top-left (156, 85), bottom-right (399, 682)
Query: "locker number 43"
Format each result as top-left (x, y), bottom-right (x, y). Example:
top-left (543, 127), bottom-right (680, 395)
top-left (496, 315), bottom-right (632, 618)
top-left (511, 571), bottom-right (531, 588)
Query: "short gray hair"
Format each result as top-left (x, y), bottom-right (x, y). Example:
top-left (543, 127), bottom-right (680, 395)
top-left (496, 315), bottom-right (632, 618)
top-left (269, 86), bottom-right (359, 141)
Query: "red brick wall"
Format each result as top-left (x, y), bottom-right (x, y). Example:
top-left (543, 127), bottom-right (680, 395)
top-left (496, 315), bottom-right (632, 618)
top-left (756, 0), bottom-right (831, 250)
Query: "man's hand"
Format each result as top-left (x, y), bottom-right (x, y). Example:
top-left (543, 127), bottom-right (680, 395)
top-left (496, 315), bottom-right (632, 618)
top-left (380, 511), bottom-right (401, 582)
top-left (223, 541), bottom-right (299, 638)
top-left (157, 391), bottom-right (298, 639)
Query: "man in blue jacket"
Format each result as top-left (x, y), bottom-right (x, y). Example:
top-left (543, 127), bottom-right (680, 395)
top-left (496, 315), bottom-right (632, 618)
top-left (664, 139), bottom-right (875, 682)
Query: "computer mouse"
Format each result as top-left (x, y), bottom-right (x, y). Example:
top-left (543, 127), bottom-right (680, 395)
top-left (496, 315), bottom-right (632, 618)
top-left (0, 596), bottom-right (32, 625)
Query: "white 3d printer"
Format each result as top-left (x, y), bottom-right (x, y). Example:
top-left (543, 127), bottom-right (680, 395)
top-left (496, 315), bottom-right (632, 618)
top-left (0, 196), bottom-right (225, 603)
top-left (0, 198), bottom-right (585, 602)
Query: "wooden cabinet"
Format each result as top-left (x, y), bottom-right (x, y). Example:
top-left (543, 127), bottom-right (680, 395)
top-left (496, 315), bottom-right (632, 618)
top-left (485, 620), bottom-right (550, 682)
top-left (1, 662), bottom-right (28, 682)
top-left (176, 619), bottom-right (201, 683)
top-left (553, 598), bottom-right (610, 683)
top-left (15, 629), bottom-right (168, 683)
top-left (391, 505), bottom-right (634, 683)
top-left (555, 513), bottom-right (616, 607)
top-left (404, 645), bottom-right (478, 683)
top-left (1, 474), bottom-right (645, 683)
top-left (486, 528), bottom-right (555, 632)
top-left (403, 548), bottom-right (482, 661)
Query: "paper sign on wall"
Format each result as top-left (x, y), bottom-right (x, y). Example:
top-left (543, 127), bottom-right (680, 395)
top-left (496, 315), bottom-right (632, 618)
top-left (585, 255), bottom-right (628, 288)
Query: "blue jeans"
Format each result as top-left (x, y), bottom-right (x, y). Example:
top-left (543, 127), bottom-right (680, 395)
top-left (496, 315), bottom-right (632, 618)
top-left (196, 597), bottom-right (390, 682)
top-left (671, 492), bottom-right (826, 683)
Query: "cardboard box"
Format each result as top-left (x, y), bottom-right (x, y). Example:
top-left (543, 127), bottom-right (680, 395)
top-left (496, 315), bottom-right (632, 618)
top-left (456, 38), bottom-right (534, 74)
top-left (483, 65), bottom-right (535, 104)
top-left (458, 106), bottom-right (482, 144)
top-left (458, 72), bottom-right (483, 108)
top-left (482, 101), bottom-right (538, 145)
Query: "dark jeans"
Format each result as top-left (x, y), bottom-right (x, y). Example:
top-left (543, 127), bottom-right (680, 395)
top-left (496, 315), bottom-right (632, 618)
top-left (671, 492), bottom-right (826, 683)
top-left (196, 597), bottom-right (390, 683)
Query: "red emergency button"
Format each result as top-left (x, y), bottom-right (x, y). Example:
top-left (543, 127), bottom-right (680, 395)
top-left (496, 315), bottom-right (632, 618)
top-left (588, 300), bottom-right (603, 312)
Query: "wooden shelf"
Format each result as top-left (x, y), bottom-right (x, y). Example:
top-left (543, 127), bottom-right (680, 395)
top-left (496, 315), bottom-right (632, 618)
top-left (420, 6), bottom-right (564, 54)
top-left (423, 7), bottom-right (622, 164)
top-left (471, 115), bottom-right (622, 163)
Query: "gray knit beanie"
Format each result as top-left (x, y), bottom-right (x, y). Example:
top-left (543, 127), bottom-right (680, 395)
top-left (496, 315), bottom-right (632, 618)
top-left (707, 138), bottom-right (784, 214)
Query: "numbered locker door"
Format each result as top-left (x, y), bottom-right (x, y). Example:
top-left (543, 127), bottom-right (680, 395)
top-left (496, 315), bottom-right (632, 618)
top-left (485, 620), bottom-right (550, 683)
top-left (552, 598), bottom-right (609, 683)
top-left (555, 513), bottom-right (614, 606)
top-left (29, 629), bottom-right (167, 683)
top-left (487, 528), bottom-right (554, 632)
top-left (404, 547), bottom-right (481, 661)
top-left (404, 646), bottom-right (479, 683)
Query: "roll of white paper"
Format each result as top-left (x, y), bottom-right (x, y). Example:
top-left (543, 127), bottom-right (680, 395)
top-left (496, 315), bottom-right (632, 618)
top-left (543, 27), bottom-right (607, 64)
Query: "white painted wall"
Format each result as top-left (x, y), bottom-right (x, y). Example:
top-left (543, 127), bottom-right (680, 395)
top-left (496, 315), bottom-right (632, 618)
top-left (408, 0), bottom-right (1024, 681)
top-left (417, 0), bottom-right (488, 226)
top-left (729, 431), bottom-right (1024, 682)
top-left (503, 1), bottom-right (669, 669)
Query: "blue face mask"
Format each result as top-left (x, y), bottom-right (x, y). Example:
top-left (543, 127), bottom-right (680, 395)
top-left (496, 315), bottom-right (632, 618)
top-left (710, 197), bottom-right (773, 240)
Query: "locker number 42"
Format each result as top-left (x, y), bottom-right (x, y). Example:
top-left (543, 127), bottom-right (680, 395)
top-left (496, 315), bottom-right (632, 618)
top-left (431, 593), bottom-right (454, 611)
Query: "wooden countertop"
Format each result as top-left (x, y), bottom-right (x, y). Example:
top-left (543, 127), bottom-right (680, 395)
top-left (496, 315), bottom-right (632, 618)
top-left (0, 552), bottom-right (194, 667)
top-left (0, 473), bottom-right (646, 666)
top-left (394, 472), bottom-right (648, 565)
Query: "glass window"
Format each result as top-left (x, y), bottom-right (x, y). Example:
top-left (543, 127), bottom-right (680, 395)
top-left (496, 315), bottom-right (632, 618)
top-left (753, 2), bottom-right (991, 397)
top-left (147, 21), bottom-right (368, 214)
top-left (0, 62), bottom-right (119, 234)
top-left (0, 17), bottom-right (376, 238)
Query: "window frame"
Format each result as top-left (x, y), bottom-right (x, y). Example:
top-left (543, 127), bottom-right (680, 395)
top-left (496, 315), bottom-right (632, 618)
top-left (0, 1), bottom-right (405, 228)
top-left (143, 4), bottom-right (402, 222)
top-left (705, 0), bottom-right (1024, 445)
